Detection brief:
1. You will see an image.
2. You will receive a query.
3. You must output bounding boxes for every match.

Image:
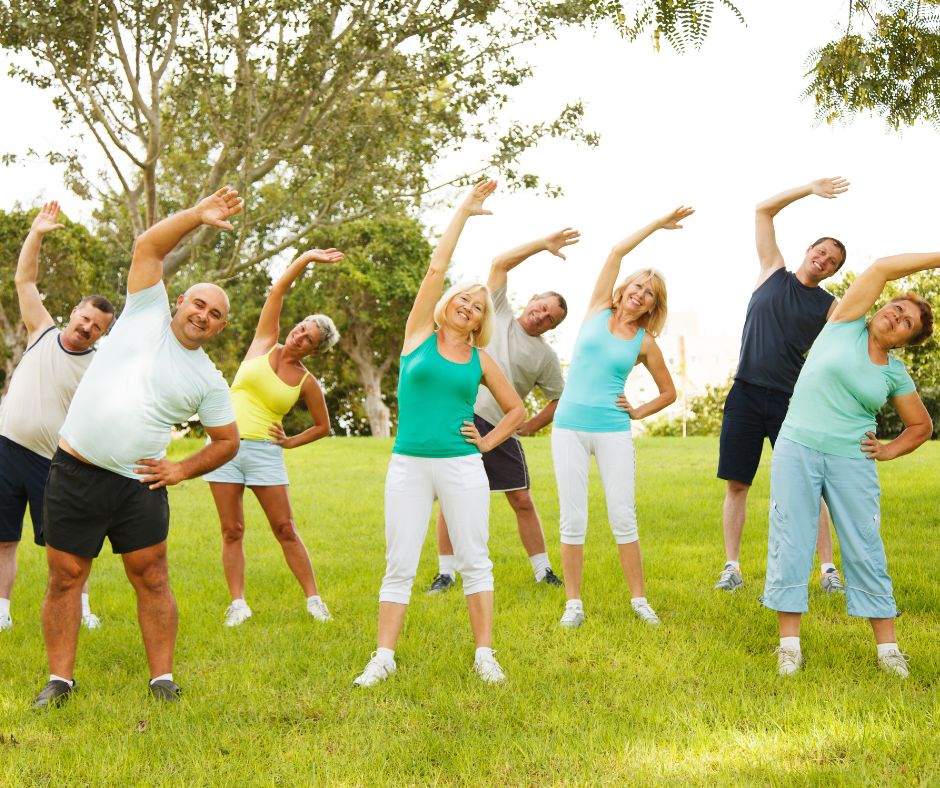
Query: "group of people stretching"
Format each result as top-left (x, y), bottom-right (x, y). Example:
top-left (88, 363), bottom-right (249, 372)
top-left (0, 175), bottom-right (935, 708)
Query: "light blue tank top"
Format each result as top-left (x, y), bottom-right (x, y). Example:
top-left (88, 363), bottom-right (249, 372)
top-left (554, 310), bottom-right (644, 432)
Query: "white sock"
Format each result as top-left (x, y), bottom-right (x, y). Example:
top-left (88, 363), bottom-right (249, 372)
top-left (630, 596), bottom-right (648, 607)
top-left (150, 673), bottom-right (173, 685)
top-left (50, 674), bottom-right (74, 687)
top-left (376, 647), bottom-right (395, 665)
top-left (820, 563), bottom-right (836, 575)
top-left (780, 636), bottom-right (801, 652)
top-left (0, 597), bottom-right (10, 617)
top-left (877, 642), bottom-right (900, 657)
top-left (306, 595), bottom-right (322, 607)
top-left (475, 646), bottom-right (494, 661)
top-left (231, 598), bottom-right (248, 608)
top-left (438, 555), bottom-right (456, 579)
top-left (565, 598), bottom-right (583, 610)
top-left (725, 560), bottom-right (740, 571)
top-left (529, 552), bottom-right (551, 581)
top-left (81, 593), bottom-right (91, 616)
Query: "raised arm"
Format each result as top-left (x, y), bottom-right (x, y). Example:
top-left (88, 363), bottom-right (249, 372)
top-left (14, 201), bottom-right (64, 341)
top-left (460, 351), bottom-right (525, 451)
top-left (831, 252), bottom-right (940, 323)
top-left (487, 227), bottom-right (579, 291)
top-left (128, 187), bottom-right (243, 294)
top-left (587, 207), bottom-right (693, 317)
top-left (246, 248), bottom-right (344, 357)
top-left (402, 180), bottom-right (496, 353)
top-left (755, 177), bottom-right (849, 281)
top-left (615, 336), bottom-right (677, 420)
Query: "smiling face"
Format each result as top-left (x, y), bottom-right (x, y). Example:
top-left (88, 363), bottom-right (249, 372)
top-left (622, 278), bottom-right (658, 315)
top-left (445, 289), bottom-right (487, 335)
top-left (285, 318), bottom-right (323, 356)
top-left (171, 283), bottom-right (229, 349)
top-left (798, 239), bottom-right (844, 284)
top-left (519, 295), bottom-right (566, 337)
top-left (870, 298), bottom-right (925, 348)
top-left (61, 301), bottom-right (113, 352)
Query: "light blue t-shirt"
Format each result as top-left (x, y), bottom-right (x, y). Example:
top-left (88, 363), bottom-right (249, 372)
top-left (60, 282), bottom-right (235, 478)
top-left (554, 310), bottom-right (644, 432)
top-left (780, 317), bottom-right (916, 458)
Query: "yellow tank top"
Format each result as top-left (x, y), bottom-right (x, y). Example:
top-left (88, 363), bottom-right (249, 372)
top-left (230, 349), bottom-right (309, 439)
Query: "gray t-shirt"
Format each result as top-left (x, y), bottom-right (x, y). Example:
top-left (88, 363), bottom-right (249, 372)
top-left (474, 285), bottom-right (565, 426)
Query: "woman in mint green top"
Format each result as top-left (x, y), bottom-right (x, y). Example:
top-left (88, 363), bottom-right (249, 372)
top-left (354, 180), bottom-right (524, 689)
top-left (764, 250), bottom-right (937, 679)
top-left (552, 206), bottom-right (693, 631)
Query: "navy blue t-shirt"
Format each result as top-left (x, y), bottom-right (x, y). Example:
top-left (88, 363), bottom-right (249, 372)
top-left (735, 268), bottom-right (834, 394)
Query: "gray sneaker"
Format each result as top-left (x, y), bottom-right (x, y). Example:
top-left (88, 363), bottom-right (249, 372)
top-left (714, 565), bottom-right (744, 592)
top-left (820, 570), bottom-right (845, 594)
top-left (878, 649), bottom-right (910, 679)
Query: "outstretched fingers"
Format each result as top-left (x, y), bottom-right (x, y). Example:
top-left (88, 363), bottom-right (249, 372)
top-left (662, 205), bottom-right (695, 229)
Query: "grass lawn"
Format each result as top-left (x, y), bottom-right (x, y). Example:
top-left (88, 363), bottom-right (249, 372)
top-left (2, 436), bottom-right (939, 785)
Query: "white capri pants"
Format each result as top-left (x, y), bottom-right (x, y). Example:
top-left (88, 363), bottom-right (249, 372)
top-left (380, 453), bottom-right (493, 604)
top-left (551, 428), bottom-right (638, 545)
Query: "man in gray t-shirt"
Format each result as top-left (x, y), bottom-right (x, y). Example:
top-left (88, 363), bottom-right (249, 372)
top-left (428, 228), bottom-right (578, 592)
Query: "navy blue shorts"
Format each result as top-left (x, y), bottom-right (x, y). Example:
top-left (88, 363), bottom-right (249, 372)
top-left (475, 415), bottom-right (530, 492)
top-left (717, 380), bottom-right (792, 485)
top-left (0, 436), bottom-right (51, 544)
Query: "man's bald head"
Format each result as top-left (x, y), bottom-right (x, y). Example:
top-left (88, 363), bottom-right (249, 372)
top-left (182, 282), bottom-right (230, 316)
top-left (171, 282), bottom-right (230, 349)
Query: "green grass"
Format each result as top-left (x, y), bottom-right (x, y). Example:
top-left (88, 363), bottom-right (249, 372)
top-left (2, 437), bottom-right (939, 785)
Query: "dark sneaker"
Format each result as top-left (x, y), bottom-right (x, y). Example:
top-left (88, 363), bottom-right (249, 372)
top-left (149, 679), bottom-right (181, 703)
top-left (427, 573), bottom-right (456, 595)
top-left (33, 679), bottom-right (75, 710)
top-left (714, 564), bottom-right (744, 592)
top-left (538, 568), bottom-right (563, 587)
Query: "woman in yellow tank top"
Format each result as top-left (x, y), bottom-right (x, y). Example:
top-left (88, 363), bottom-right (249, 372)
top-left (204, 247), bottom-right (344, 627)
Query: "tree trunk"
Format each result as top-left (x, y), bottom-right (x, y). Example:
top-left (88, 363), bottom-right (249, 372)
top-left (341, 326), bottom-right (393, 437)
top-left (361, 367), bottom-right (391, 438)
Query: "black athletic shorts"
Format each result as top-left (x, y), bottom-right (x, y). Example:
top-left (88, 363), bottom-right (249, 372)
top-left (717, 380), bottom-right (792, 486)
top-left (43, 449), bottom-right (170, 558)
top-left (0, 435), bottom-right (51, 544)
top-left (475, 415), bottom-right (530, 492)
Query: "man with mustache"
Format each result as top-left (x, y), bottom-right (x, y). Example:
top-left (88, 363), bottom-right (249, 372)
top-left (33, 188), bottom-right (242, 709)
top-left (0, 201), bottom-right (114, 635)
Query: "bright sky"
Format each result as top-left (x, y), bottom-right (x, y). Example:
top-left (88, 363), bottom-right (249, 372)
top-left (2, 0), bottom-right (938, 366)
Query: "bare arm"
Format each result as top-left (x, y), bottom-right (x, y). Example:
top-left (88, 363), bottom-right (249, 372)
top-left (587, 207), bottom-right (694, 318)
top-left (14, 202), bottom-right (64, 341)
top-left (516, 399), bottom-right (558, 437)
top-left (831, 252), bottom-right (940, 323)
top-left (403, 180), bottom-right (496, 354)
top-left (861, 392), bottom-right (932, 461)
top-left (133, 421), bottom-right (239, 490)
top-left (247, 248), bottom-right (344, 358)
top-left (461, 351), bottom-right (525, 451)
top-left (755, 177), bottom-right (849, 285)
top-left (615, 336), bottom-right (676, 420)
top-left (267, 376), bottom-right (331, 448)
top-left (128, 187), bottom-right (243, 294)
top-left (487, 228), bottom-right (579, 292)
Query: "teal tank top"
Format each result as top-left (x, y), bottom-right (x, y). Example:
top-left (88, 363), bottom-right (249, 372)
top-left (554, 309), bottom-right (645, 432)
top-left (393, 332), bottom-right (483, 457)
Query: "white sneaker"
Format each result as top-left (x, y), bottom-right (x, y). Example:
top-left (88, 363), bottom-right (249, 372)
top-left (474, 651), bottom-right (506, 684)
top-left (224, 601), bottom-right (252, 627)
top-left (878, 649), bottom-right (910, 679)
top-left (353, 652), bottom-right (396, 688)
top-left (81, 612), bottom-right (102, 630)
top-left (306, 597), bottom-right (333, 622)
top-left (775, 646), bottom-right (803, 676)
top-left (0, 613), bottom-right (11, 631)
top-left (560, 605), bottom-right (585, 628)
top-left (631, 599), bottom-right (661, 626)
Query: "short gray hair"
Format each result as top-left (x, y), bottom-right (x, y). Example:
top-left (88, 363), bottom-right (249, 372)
top-left (304, 314), bottom-right (340, 352)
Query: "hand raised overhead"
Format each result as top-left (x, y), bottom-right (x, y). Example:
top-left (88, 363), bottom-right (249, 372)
top-left (545, 227), bottom-right (581, 260)
top-left (657, 205), bottom-right (695, 230)
top-left (460, 179), bottom-right (498, 216)
top-left (195, 186), bottom-right (244, 230)
top-left (810, 176), bottom-right (850, 199)
top-left (30, 201), bottom-right (65, 236)
top-left (296, 248), bottom-right (344, 266)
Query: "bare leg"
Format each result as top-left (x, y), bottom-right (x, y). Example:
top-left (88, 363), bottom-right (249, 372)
top-left (42, 546), bottom-right (93, 678)
top-left (815, 498), bottom-right (834, 565)
top-left (778, 611), bottom-right (801, 638)
top-left (121, 542), bottom-right (176, 678)
top-left (436, 509), bottom-right (455, 557)
top-left (722, 480), bottom-right (750, 563)
top-left (505, 489), bottom-right (547, 557)
top-left (0, 541), bottom-right (17, 600)
top-left (560, 543), bottom-right (584, 601)
top-left (251, 485), bottom-right (318, 597)
top-left (209, 482), bottom-right (247, 600)
top-left (870, 617), bottom-right (897, 645)
top-left (377, 601), bottom-right (408, 649)
top-left (466, 590), bottom-right (494, 647)
top-left (616, 540), bottom-right (645, 598)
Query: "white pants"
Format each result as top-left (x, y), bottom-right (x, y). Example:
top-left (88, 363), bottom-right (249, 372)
top-left (551, 428), bottom-right (638, 545)
top-left (380, 453), bottom-right (493, 603)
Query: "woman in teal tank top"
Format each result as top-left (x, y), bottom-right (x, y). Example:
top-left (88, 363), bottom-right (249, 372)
top-left (353, 180), bottom-right (524, 688)
top-left (552, 206), bottom-right (694, 631)
top-left (205, 247), bottom-right (344, 628)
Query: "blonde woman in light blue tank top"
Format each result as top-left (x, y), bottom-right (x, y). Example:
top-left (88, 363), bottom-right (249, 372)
top-left (552, 206), bottom-right (693, 631)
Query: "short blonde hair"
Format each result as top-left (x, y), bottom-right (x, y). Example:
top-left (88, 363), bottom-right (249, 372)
top-left (433, 283), bottom-right (494, 347)
top-left (611, 268), bottom-right (668, 337)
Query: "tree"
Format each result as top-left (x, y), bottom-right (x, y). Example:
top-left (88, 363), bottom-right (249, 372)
top-left (805, 0), bottom-right (940, 129)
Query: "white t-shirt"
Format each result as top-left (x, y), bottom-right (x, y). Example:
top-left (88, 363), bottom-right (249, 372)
top-left (474, 285), bottom-right (565, 426)
top-left (60, 282), bottom-right (234, 478)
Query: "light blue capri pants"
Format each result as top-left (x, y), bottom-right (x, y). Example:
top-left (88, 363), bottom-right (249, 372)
top-left (763, 436), bottom-right (897, 619)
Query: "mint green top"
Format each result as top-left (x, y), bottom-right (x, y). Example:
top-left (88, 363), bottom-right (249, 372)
top-left (393, 332), bottom-right (482, 458)
top-left (780, 317), bottom-right (916, 458)
top-left (554, 309), bottom-right (644, 432)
